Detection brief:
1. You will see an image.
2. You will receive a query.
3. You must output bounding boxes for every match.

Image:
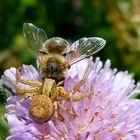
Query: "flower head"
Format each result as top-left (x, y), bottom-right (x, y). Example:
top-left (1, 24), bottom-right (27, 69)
top-left (2, 58), bottom-right (140, 140)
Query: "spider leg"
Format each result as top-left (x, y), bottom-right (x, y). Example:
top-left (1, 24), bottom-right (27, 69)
top-left (69, 65), bottom-right (91, 95)
top-left (57, 101), bottom-right (76, 116)
top-left (54, 101), bottom-right (59, 119)
top-left (57, 86), bottom-right (93, 102)
top-left (57, 65), bottom-right (92, 101)
top-left (16, 68), bottom-right (42, 87)
top-left (71, 92), bottom-right (93, 102)
top-left (4, 75), bottom-right (40, 95)
top-left (53, 101), bottom-right (77, 119)
top-left (8, 93), bottom-right (36, 112)
top-left (57, 81), bottom-right (64, 86)
top-left (17, 93), bottom-right (36, 105)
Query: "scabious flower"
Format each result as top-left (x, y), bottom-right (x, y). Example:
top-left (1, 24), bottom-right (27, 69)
top-left (2, 57), bottom-right (140, 140)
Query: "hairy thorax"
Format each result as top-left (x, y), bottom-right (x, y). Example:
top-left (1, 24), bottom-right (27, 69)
top-left (38, 54), bottom-right (69, 83)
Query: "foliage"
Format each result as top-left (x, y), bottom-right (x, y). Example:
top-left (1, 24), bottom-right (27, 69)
top-left (0, 80), bottom-right (12, 139)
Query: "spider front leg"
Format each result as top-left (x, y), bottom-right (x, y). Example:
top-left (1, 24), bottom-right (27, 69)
top-left (56, 65), bottom-right (92, 101)
top-left (57, 86), bottom-right (93, 102)
top-left (69, 65), bottom-right (91, 95)
top-left (16, 68), bottom-right (42, 87)
top-left (71, 91), bottom-right (93, 102)
top-left (4, 75), bottom-right (41, 95)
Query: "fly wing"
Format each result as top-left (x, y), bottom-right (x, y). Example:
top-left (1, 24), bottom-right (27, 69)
top-left (23, 23), bottom-right (47, 56)
top-left (66, 37), bottom-right (106, 65)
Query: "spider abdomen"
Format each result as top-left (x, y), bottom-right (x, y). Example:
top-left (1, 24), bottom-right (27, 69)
top-left (29, 94), bottom-right (53, 122)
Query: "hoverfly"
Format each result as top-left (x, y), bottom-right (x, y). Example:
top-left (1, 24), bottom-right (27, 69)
top-left (4, 23), bottom-right (106, 122)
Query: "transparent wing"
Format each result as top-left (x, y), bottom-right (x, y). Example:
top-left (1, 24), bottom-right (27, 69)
top-left (23, 23), bottom-right (47, 55)
top-left (66, 37), bottom-right (106, 65)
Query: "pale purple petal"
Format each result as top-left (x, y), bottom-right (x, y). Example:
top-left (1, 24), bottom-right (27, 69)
top-left (2, 58), bottom-right (140, 140)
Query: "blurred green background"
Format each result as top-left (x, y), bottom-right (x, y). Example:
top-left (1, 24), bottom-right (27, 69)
top-left (0, 0), bottom-right (140, 139)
